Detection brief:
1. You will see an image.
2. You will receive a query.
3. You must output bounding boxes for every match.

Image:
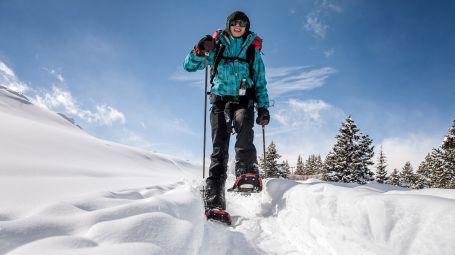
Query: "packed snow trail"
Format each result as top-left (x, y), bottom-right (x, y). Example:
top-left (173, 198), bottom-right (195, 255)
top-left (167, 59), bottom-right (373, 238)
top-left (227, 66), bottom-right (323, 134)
top-left (3, 178), bottom-right (455, 255)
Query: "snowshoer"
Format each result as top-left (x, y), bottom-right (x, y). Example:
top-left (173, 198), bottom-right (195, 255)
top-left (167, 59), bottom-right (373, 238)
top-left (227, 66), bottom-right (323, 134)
top-left (183, 11), bottom-right (270, 222)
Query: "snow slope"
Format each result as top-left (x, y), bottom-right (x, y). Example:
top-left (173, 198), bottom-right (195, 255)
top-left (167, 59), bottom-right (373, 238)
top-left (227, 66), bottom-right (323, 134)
top-left (1, 85), bottom-right (455, 255)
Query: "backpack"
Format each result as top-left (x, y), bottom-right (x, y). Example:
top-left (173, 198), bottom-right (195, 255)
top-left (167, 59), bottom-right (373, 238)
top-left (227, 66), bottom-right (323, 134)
top-left (209, 30), bottom-right (263, 86)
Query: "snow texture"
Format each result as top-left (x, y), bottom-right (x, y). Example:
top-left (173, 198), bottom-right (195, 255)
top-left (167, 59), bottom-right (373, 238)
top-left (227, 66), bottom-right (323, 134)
top-left (1, 85), bottom-right (455, 254)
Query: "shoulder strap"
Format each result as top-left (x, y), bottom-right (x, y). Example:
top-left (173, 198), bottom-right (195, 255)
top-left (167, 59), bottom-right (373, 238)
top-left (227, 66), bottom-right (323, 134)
top-left (210, 42), bottom-right (225, 85)
top-left (246, 44), bottom-right (256, 81)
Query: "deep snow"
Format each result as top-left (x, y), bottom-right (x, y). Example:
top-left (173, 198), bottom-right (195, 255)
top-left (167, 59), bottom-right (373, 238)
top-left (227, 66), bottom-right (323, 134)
top-left (1, 85), bottom-right (455, 255)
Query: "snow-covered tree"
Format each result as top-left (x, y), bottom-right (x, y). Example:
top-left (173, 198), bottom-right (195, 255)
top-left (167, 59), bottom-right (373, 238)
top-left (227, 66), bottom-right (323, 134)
top-left (415, 153), bottom-right (432, 189)
top-left (261, 141), bottom-right (281, 178)
top-left (280, 160), bottom-right (291, 179)
top-left (387, 168), bottom-right (400, 186)
top-left (375, 146), bottom-right (388, 184)
top-left (294, 155), bottom-right (304, 175)
top-left (422, 119), bottom-right (455, 189)
top-left (324, 116), bottom-right (375, 184)
top-left (355, 134), bottom-right (375, 184)
top-left (400, 161), bottom-right (416, 188)
top-left (439, 119), bottom-right (455, 188)
top-left (303, 154), bottom-right (324, 175)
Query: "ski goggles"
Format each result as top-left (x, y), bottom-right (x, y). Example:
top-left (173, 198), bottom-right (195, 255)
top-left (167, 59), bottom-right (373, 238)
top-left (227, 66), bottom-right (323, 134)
top-left (229, 20), bottom-right (248, 27)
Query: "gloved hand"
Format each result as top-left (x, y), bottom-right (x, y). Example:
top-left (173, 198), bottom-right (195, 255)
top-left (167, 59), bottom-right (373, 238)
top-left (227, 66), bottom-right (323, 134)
top-left (256, 107), bottom-right (270, 126)
top-left (194, 35), bottom-right (215, 56)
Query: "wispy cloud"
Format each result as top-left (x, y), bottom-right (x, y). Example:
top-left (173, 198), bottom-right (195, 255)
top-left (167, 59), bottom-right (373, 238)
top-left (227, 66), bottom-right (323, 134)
top-left (304, 0), bottom-right (342, 39)
top-left (259, 98), bottom-right (345, 165)
top-left (274, 98), bottom-right (340, 128)
top-left (305, 15), bottom-right (329, 39)
top-left (33, 86), bottom-right (125, 126)
top-left (43, 68), bottom-right (65, 82)
top-left (324, 48), bottom-right (335, 57)
top-left (267, 66), bottom-right (337, 97)
top-left (171, 65), bottom-right (337, 97)
top-left (1, 60), bottom-right (125, 126)
top-left (0, 61), bottom-right (30, 93)
top-left (170, 68), bottom-right (204, 88)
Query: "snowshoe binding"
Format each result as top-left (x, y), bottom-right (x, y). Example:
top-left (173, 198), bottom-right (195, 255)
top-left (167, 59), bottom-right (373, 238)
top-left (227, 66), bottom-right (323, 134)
top-left (228, 173), bottom-right (263, 193)
top-left (205, 208), bottom-right (232, 225)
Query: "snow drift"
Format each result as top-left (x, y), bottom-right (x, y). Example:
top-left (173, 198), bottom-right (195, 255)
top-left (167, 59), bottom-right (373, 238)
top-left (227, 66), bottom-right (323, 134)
top-left (1, 85), bottom-right (455, 255)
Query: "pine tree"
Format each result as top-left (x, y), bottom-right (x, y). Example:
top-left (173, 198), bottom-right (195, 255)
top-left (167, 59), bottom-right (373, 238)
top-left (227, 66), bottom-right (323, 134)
top-left (322, 152), bottom-right (337, 181)
top-left (263, 141), bottom-right (281, 178)
top-left (375, 146), bottom-right (388, 184)
top-left (355, 133), bottom-right (375, 184)
top-left (314, 155), bottom-right (324, 175)
top-left (324, 116), bottom-right (375, 184)
top-left (281, 160), bottom-right (291, 179)
top-left (441, 119), bottom-right (455, 188)
top-left (387, 168), bottom-right (400, 186)
top-left (426, 119), bottom-right (455, 189)
top-left (258, 154), bottom-right (266, 178)
top-left (415, 153), bottom-right (432, 189)
top-left (294, 155), bottom-right (305, 175)
top-left (400, 161), bottom-right (416, 188)
top-left (303, 154), bottom-right (324, 176)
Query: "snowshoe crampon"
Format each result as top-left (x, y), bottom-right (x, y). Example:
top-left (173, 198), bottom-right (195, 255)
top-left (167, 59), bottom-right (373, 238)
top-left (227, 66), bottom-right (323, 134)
top-left (228, 173), bottom-right (263, 193)
top-left (205, 208), bottom-right (232, 225)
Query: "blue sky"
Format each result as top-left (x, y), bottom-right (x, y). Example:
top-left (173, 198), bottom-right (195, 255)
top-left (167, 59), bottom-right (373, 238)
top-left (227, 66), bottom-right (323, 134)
top-left (1, 0), bottom-right (454, 171)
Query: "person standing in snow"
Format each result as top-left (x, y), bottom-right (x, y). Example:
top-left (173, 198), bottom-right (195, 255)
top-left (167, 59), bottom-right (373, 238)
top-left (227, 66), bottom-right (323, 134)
top-left (183, 11), bottom-right (270, 214)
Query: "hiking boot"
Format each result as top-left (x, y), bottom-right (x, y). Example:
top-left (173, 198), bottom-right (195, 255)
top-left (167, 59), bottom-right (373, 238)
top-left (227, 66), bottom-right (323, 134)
top-left (204, 177), bottom-right (226, 210)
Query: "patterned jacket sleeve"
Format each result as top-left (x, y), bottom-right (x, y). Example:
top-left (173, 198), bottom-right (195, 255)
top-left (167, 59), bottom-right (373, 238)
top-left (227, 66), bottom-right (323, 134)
top-left (253, 49), bottom-right (270, 108)
top-left (183, 50), bottom-right (214, 72)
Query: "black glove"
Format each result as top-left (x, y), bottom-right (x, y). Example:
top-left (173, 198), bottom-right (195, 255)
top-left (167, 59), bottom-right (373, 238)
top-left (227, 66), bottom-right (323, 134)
top-left (256, 107), bottom-right (270, 126)
top-left (194, 35), bottom-right (215, 56)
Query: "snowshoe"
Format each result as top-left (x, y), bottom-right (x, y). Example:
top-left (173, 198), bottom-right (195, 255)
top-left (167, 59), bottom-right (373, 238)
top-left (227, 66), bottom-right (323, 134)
top-left (205, 208), bottom-right (232, 225)
top-left (227, 173), bottom-right (263, 193)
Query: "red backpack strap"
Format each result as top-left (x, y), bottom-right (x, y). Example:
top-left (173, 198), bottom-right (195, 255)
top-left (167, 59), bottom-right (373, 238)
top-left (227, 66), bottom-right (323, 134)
top-left (252, 35), bottom-right (262, 51)
top-left (212, 29), bottom-right (223, 41)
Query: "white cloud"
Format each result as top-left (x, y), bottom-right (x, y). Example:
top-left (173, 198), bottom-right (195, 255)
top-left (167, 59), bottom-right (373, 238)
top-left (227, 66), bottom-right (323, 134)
top-left (92, 105), bottom-right (125, 126)
top-left (43, 68), bottom-right (65, 82)
top-left (304, 0), bottom-right (342, 39)
top-left (305, 15), bottom-right (329, 39)
top-left (260, 98), bottom-right (345, 166)
top-left (1, 60), bottom-right (125, 127)
top-left (321, 0), bottom-right (343, 13)
top-left (33, 86), bottom-right (125, 126)
top-left (274, 98), bottom-right (340, 127)
top-left (324, 48), bottom-right (335, 57)
top-left (0, 61), bottom-right (30, 93)
top-left (267, 66), bottom-right (337, 96)
top-left (380, 134), bottom-right (441, 173)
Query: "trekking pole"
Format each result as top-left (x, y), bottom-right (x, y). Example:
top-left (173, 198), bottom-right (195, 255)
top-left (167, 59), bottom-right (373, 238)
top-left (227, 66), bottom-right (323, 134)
top-left (202, 54), bottom-right (209, 179)
top-left (262, 125), bottom-right (266, 172)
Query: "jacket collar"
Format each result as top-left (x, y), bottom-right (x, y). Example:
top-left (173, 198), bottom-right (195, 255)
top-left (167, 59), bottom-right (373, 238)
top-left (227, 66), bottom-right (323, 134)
top-left (219, 31), bottom-right (256, 48)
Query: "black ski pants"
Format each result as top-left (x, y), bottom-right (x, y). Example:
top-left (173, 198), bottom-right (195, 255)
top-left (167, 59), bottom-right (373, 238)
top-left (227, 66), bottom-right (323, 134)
top-left (205, 96), bottom-right (258, 210)
top-left (207, 96), bottom-right (258, 182)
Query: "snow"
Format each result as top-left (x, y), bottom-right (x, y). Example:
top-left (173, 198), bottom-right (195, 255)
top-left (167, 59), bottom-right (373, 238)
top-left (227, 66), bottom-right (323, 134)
top-left (1, 85), bottom-right (455, 254)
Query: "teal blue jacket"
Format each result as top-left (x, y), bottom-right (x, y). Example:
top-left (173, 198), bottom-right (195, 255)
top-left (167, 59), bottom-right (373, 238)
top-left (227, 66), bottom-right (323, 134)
top-left (183, 32), bottom-right (269, 108)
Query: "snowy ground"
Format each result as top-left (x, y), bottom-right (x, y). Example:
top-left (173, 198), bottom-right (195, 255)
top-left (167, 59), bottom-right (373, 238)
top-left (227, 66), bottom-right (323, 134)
top-left (1, 85), bottom-right (455, 255)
